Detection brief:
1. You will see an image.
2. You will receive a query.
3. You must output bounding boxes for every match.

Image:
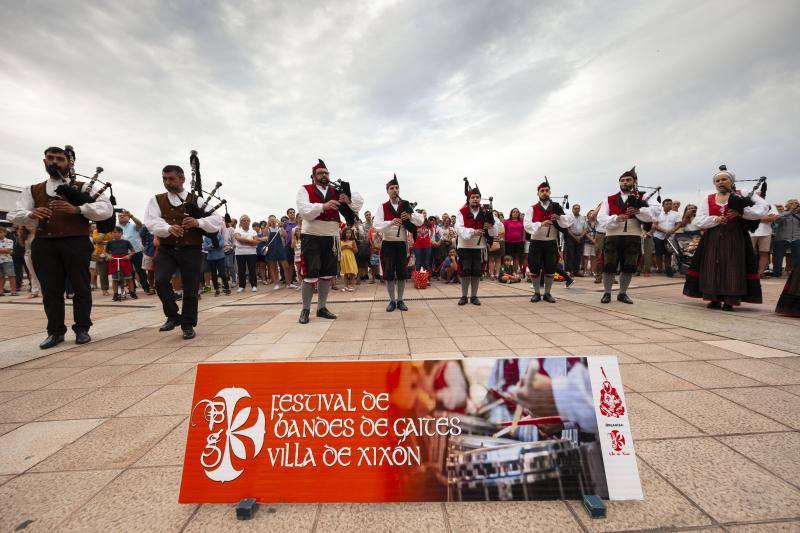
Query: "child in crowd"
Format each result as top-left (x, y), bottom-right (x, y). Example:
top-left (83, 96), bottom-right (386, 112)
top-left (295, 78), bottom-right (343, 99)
top-left (203, 232), bottom-right (230, 296)
top-left (106, 226), bottom-right (137, 301)
top-left (440, 248), bottom-right (459, 284)
top-left (340, 227), bottom-right (358, 292)
top-left (0, 227), bottom-right (17, 296)
top-left (499, 254), bottom-right (520, 283)
top-left (368, 226), bottom-right (382, 284)
top-left (292, 218), bottom-right (304, 289)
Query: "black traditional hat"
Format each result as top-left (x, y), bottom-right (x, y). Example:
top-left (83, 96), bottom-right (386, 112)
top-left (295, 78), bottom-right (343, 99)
top-left (386, 173), bottom-right (399, 189)
top-left (619, 166), bottom-right (637, 180)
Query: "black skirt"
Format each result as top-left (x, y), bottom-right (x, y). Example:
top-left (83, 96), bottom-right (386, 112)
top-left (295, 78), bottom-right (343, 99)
top-left (776, 266), bottom-right (800, 317)
top-left (683, 221), bottom-right (761, 306)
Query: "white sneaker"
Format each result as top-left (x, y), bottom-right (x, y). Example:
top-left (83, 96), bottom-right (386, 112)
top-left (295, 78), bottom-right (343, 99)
top-left (237, 287), bottom-right (244, 293)
top-left (288, 283), bottom-right (298, 289)
top-left (251, 286), bottom-right (258, 292)
top-left (273, 284), bottom-right (280, 290)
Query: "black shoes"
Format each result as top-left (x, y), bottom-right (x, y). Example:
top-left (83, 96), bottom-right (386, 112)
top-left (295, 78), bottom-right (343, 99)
top-left (543, 293), bottom-right (556, 303)
top-left (617, 293), bottom-right (634, 304)
top-left (299, 309), bottom-right (310, 324)
top-left (182, 326), bottom-right (196, 340)
top-left (707, 301), bottom-right (721, 309)
top-left (39, 334), bottom-right (65, 350)
top-left (601, 293), bottom-right (612, 304)
top-left (396, 300), bottom-right (408, 311)
top-left (112, 293), bottom-right (120, 302)
top-left (75, 330), bottom-right (91, 345)
top-left (159, 319), bottom-right (178, 332)
top-left (565, 277), bottom-right (575, 288)
top-left (386, 301), bottom-right (397, 312)
top-left (457, 297), bottom-right (468, 306)
top-left (530, 294), bottom-right (541, 303)
top-left (470, 296), bottom-right (481, 305)
top-left (129, 291), bottom-right (138, 300)
top-left (722, 303), bottom-right (734, 311)
top-left (316, 307), bottom-right (337, 320)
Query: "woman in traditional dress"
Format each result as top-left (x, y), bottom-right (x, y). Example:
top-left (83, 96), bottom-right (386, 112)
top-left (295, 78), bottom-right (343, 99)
top-left (683, 166), bottom-right (768, 310)
top-left (775, 267), bottom-right (800, 317)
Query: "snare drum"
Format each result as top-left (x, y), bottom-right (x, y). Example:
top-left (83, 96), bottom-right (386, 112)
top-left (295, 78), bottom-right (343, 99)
top-left (447, 437), bottom-right (591, 501)
top-left (423, 412), bottom-right (498, 473)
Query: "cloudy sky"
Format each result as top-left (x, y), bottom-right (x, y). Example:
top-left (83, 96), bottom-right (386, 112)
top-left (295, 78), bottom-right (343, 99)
top-left (1, 0), bottom-right (798, 220)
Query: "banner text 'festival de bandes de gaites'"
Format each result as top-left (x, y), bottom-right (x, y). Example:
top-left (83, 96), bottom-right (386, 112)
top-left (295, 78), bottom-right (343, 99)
top-left (179, 356), bottom-right (641, 503)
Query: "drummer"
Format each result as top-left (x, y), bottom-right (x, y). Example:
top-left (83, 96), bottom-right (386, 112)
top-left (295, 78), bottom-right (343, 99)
top-left (485, 358), bottom-right (568, 441)
top-left (513, 359), bottom-right (597, 435)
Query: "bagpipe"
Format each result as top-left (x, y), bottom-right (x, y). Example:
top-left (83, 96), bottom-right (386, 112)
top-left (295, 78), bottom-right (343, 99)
top-left (54, 145), bottom-right (119, 233)
top-left (329, 178), bottom-right (357, 226)
top-left (721, 168), bottom-right (767, 233)
top-left (546, 194), bottom-right (569, 238)
top-left (185, 151), bottom-right (230, 247)
top-left (621, 184), bottom-right (661, 232)
top-left (396, 199), bottom-right (419, 239)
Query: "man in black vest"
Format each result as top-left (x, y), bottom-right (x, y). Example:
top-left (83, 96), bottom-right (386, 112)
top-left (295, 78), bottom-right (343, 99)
top-left (9, 146), bottom-right (113, 349)
top-left (143, 165), bottom-right (223, 339)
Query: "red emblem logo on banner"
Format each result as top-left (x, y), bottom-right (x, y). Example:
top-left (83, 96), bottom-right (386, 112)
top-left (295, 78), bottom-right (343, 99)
top-left (609, 430), bottom-right (626, 453)
top-left (598, 367), bottom-right (625, 418)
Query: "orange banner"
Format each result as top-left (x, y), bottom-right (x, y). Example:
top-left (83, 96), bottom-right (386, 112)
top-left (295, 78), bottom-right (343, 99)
top-left (179, 358), bottom-right (638, 503)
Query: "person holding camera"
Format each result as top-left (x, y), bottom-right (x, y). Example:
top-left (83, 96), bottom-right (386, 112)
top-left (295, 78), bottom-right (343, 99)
top-left (455, 183), bottom-right (497, 305)
top-left (9, 146), bottom-right (113, 348)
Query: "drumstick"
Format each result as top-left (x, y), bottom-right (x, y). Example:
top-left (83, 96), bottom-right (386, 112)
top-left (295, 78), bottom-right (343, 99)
top-left (475, 398), bottom-right (504, 415)
top-left (499, 416), bottom-right (563, 427)
top-left (510, 405), bottom-right (523, 436)
top-left (493, 405), bottom-right (524, 438)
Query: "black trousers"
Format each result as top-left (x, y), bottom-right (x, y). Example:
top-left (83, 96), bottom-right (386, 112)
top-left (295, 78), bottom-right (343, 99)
top-left (381, 240), bottom-right (409, 281)
top-left (528, 240), bottom-right (558, 275)
top-left (458, 247), bottom-right (483, 277)
top-left (155, 245), bottom-right (202, 327)
top-left (301, 234), bottom-right (338, 279)
top-left (208, 257), bottom-right (229, 291)
top-left (130, 251), bottom-right (149, 291)
top-left (236, 254), bottom-right (257, 288)
top-left (31, 236), bottom-right (93, 335)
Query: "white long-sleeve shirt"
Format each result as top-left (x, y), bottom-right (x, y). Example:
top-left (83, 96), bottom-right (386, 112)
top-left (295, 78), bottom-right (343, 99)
top-left (372, 200), bottom-right (424, 242)
top-left (552, 363), bottom-right (597, 433)
top-left (296, 185), bottom-right (364, 237)
top-left (694, 191), bottom-right (769, 230)
top-left (597, 191), bottom-right (662, 237)
top-left (142, 190), bottom-right (224, 238)
top-left (8, 177), bottom-right (113, 229)
top-left (523, 202), bottom-right (575, 241)
top-left (455, 207), bottom-right (497, 249)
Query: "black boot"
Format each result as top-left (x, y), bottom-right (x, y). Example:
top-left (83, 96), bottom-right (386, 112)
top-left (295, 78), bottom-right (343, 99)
top-left (75, 330), bottom-right (91, 345)
top-left (396, 300), bottom-right (408, 311)
top-left (470, 296), bottom-right (481, 305)
top-left (316, 307), bottom-right (337, 319)
top-left (530, 294), bottom-right (541, 303)
top-left (543, 293), bottom-right (556, 303)
top-left (159, 319), bottom-right (178, 332)
top-left (457, 297), bottom-right (468, 306)
top-left (181, 326), bottom-right (196, 340)
top-left (386, 301), bottom-right (396, 312)
top-left (617, 293), bottom-right (633, 304)
top-left (600, 293), bottom-right (611, 304)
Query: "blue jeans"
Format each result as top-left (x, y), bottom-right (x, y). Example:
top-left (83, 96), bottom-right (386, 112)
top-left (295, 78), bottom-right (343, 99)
top-left (772, 240), bottom-right (800, 276)
top-left (225, 251), bottom-right (236, 282)
top-left (413, 247), bottom-right (432, 272)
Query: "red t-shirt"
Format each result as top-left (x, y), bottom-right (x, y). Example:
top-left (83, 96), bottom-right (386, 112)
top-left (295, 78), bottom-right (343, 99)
top-left (413, 223), bottom-right (432, 248)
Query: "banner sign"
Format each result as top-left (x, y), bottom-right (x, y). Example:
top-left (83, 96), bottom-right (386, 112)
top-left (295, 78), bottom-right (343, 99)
top-left (179, 356), bottom-right (642, 503)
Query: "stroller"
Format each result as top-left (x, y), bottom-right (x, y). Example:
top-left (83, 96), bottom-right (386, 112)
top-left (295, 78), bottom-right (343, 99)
top-left (667, 233), bottom-right (701, 275)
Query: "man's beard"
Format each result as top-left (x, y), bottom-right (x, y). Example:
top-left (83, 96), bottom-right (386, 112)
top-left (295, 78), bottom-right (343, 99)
top-left (46, 164), bottom-right (68, 180)
top-left (620, 184), bottom-right (633, 192)
top-left (316, 177), bottom-right (329, 186)
top-left (539, 195), bottom-right (550, 203)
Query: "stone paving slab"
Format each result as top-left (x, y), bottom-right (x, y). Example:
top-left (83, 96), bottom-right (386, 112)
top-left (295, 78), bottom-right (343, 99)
top-left (0, 275), bottom-right (797, 532)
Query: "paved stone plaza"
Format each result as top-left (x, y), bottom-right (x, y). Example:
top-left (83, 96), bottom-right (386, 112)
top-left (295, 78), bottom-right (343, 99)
top-left (0, 276), bottom-right (798, 532)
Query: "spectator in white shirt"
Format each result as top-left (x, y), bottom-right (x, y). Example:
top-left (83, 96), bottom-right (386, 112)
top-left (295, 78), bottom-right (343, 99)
top-left (653, 198), bottom-right (681, 277)
top-left (750, 192), bottom-right (780, 277)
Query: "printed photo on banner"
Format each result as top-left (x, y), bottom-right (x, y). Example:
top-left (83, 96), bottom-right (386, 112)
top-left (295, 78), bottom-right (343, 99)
top-left (179, 356), bottom-right (641, 504)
